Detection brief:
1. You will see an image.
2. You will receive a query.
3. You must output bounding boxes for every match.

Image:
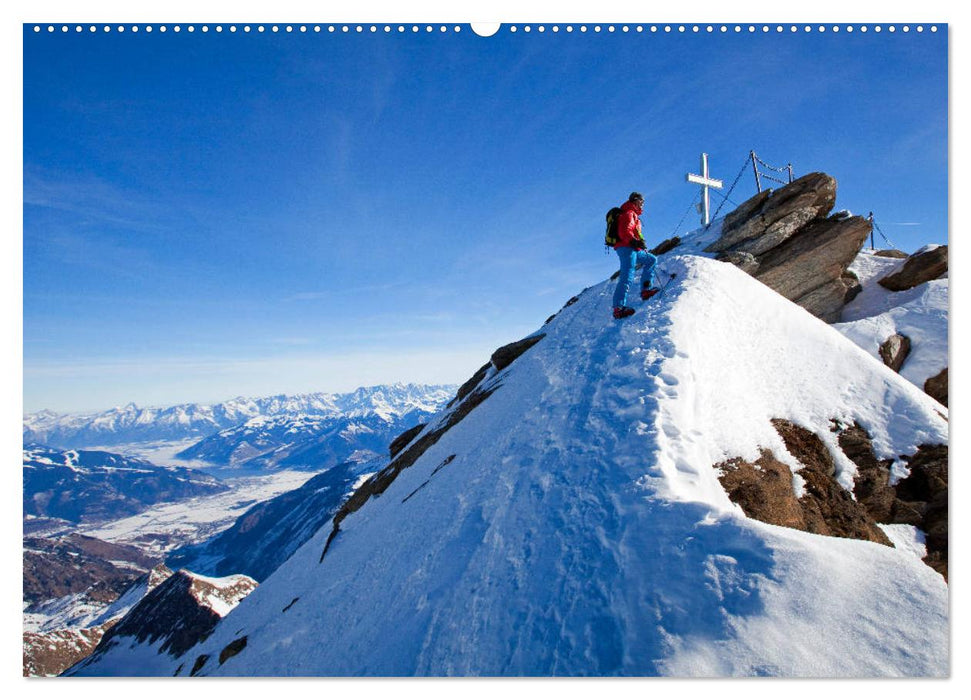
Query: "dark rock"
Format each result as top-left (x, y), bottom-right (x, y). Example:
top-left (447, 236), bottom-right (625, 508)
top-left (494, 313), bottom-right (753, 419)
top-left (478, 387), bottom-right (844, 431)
top-left (74, 570), bottom-right (257, 668)
top-left (389, 424), bottom-right (425, 458)
top-left (770, 419), bottom-right (892, 545)
top-left (706, 173), bottom-right (836, 254)
top-left (650, 236), bottom-right (681, 256)
top-left (447, 362), bottom-right (491, 409)
top-left (715, 251), bottom-right (759, 275)
top-left (874, 249), bottom-right (909, 259)
top-left (838, 423), bottom-right (948, 580)
top-left (190, 654), bottom-right (209, 676)
top-left (924, 368), bottom-right (948, 406)
top-left (219, 636), bottom-right (247, 665)
top-left (841, 424), bottom-right (897, 522)
top-left (842, 270), bottom-right (863, 303)
top-left (878, 245), bottom-right (948, 291)
top-left (878, 333), bottom-right (911, 372)
top-left (754, 214), bottom-right (872, 322)
top-left (491, 334), bottom-right (546, 372)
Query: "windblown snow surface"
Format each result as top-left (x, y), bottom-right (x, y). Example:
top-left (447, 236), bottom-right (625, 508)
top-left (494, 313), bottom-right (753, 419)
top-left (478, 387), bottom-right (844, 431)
top-left (98, 255), bottom-right (948, 677)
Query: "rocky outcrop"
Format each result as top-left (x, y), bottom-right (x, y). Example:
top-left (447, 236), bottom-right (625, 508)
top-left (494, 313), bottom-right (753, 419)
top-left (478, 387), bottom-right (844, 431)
top-left (878, 333), bottom-right (911, 372)
top-left (69, 570), bottom-right (257, 673)
top-left (924, 368), bottom-right (948, 406)
top-left (389, 424), bottom-right (425, 458)
top-left (840, 424), bottom-right (948, 579)
top-left (24, 621), bottom-right (116, 677)
top-left (878, 245), bottom-right (948, 291)
top-left (650, 236), bottom-right (681, 256)
top-left (718, 419), bottom-right (948, 579)
top-left (705, 173), bottom-right (871, 322)
top-left (491, 334), bottom-right (546, 372)
top-left (717, 420), bottom-right (891, 546)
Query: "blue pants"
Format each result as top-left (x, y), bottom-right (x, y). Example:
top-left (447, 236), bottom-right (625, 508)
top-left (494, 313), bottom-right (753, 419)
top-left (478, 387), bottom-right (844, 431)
top-left (612, 247), bottom-right (657, 308)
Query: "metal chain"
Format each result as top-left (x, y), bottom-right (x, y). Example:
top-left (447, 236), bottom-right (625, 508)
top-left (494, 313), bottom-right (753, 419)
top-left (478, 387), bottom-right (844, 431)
top-left (870, 217), bottom-right (897, 249)
top-left (754, 153), bottom-right (790, 172)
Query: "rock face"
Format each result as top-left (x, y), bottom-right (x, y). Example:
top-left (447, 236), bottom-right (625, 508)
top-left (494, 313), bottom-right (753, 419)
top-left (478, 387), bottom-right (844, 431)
top-left (24, 622), bottom-right (116, 677)
top-left (717, 420), bottom-right (891, 546)
top-left (68, 570), bottom-right (257, 674)
top-left (718, 419), bottom-right (948, 579)
top-left (23, 564), bottom-right (173, 677)
top-left (705, 173), bottom-right (871, 322)
top-left (879, 245), bottom-right (948, 291)
top-left (879, 333), bottom-right (912, 372)
top-left (924, 368), bottom-right (948, 406)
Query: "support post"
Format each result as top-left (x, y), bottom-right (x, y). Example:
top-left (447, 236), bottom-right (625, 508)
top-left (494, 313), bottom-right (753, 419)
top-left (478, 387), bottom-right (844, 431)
top-left (750, 150), bottom-right (762, 193)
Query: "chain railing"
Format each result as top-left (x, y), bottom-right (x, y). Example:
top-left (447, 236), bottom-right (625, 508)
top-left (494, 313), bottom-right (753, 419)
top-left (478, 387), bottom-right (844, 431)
top-left (750, 150), bottom-right (793, 192)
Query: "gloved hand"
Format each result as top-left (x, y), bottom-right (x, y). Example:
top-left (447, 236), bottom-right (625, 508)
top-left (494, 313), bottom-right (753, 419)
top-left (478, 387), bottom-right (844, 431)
top-left (633, 238), bottom-right (647, 251)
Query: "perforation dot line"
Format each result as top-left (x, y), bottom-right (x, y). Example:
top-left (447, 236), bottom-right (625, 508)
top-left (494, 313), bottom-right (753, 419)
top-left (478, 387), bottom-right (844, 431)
top-left (31, 24), bottom-right (940, 35)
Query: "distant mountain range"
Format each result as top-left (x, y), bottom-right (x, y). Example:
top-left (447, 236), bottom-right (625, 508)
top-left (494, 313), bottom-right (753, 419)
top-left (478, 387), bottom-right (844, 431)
top-left (23, 384), bottom-right (457, 449)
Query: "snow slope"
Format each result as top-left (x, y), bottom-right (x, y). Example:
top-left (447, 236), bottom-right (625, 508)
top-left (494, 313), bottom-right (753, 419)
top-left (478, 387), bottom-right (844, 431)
top-left (146, 254), bottom-right (947, 678)
top-left (833, 249), bottom-right (948, 392)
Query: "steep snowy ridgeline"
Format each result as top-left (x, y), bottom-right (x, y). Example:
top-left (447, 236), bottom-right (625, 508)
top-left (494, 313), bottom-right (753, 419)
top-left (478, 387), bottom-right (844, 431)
top-left (167, 459), bottom-right (378, 582)
top-left (141, 255), bottom-right (945, 678)
top-left (176, 410), bottom-right (437, 470)
top-left (23, 445), bottom-right (228, 524)
top-left (23, 384), bottom-right (456, 448)
top-left (67, 570), bottom-right (257, 676)
top-left (833, 249), bottom-right (947, 393)
top-left (79, 469), bottom-right (318, 556)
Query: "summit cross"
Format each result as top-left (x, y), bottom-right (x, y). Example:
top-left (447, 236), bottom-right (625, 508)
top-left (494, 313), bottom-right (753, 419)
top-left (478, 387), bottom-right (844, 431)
top-left (686, 152), bottom-right (724, 227)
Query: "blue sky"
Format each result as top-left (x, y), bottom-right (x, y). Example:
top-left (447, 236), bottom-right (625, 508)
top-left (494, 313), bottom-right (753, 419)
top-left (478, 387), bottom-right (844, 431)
top-left (23, 23), bottom-right (947, 413)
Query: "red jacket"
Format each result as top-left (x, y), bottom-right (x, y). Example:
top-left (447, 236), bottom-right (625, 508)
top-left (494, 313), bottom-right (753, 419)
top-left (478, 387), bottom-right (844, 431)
top-left (614, 199), bottom-right (645, 249)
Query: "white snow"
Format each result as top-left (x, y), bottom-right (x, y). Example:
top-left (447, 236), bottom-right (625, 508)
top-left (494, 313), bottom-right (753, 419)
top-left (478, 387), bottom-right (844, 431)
top-left (144, 254), bottom-right (947, 678)
top-left (79, 470), bottom-right (317, 554)
top-left (833, 249), bottom-right (948, 394)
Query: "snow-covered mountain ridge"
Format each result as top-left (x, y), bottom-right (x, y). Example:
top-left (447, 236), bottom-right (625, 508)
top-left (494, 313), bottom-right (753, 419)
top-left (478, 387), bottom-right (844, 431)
top-left (78, 253), bottom-right (946, 677)
top-left (23, 384), bottom-right (456, 448)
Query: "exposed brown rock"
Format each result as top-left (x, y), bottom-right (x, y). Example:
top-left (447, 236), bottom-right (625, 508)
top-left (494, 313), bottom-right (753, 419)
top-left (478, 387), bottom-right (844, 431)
top-left (878, 333), bottom-right (912, 372)
top-left (716, 450), bottom-right (806, 529)
top-left (706, 173), bottom-right (836, 254)
top-left (771, 419), bottom-right (892, 545)
top-left (842, 270), bottom-right (863, 304)
top-left (878, 245), bottom-right (947, 291)
top-left (715, 419), bottom-right (891, 547)
top-left (650, 236), bottom-right (681, 256)
top-left (703, 173), bottom-right (871, 321)
top-left (874, 249), bottom-right (909, 259)
top-left (754, 214), bottom-right (872, 321)
top-left (389, 423), bottom-right (425, 458)
top-left (841, 424), bottom-right (896, 522)
top-left (491, 334), bottom-right (545, 372)
top-left (715, 251), bottom-right (760, 275)
top-left (924, 368), bottom-right (948, 406)
top-left (23, 621), bottom-right (116, 677)
top-left (894, 445), bottom-right (948, 579)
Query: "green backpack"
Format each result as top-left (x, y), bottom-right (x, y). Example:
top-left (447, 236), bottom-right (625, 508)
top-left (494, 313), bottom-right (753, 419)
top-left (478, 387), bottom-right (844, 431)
top-left (605, 206), bottom-right (622, 248)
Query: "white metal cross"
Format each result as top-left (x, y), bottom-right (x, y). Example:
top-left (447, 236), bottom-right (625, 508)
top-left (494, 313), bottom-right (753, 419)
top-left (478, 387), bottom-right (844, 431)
top-left (686, 152), bottom-right (723, 227)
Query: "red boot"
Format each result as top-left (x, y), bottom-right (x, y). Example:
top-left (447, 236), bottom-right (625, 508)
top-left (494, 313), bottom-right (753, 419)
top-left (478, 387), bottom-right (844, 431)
top-left (641, 286), bottom-right (660, 301)
top-left (613, 306), bottom-right (636, 319)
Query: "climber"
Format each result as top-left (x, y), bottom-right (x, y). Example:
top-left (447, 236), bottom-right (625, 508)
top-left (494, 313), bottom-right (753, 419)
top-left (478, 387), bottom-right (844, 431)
top-left (611, 192), bottom-right (658, 319)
